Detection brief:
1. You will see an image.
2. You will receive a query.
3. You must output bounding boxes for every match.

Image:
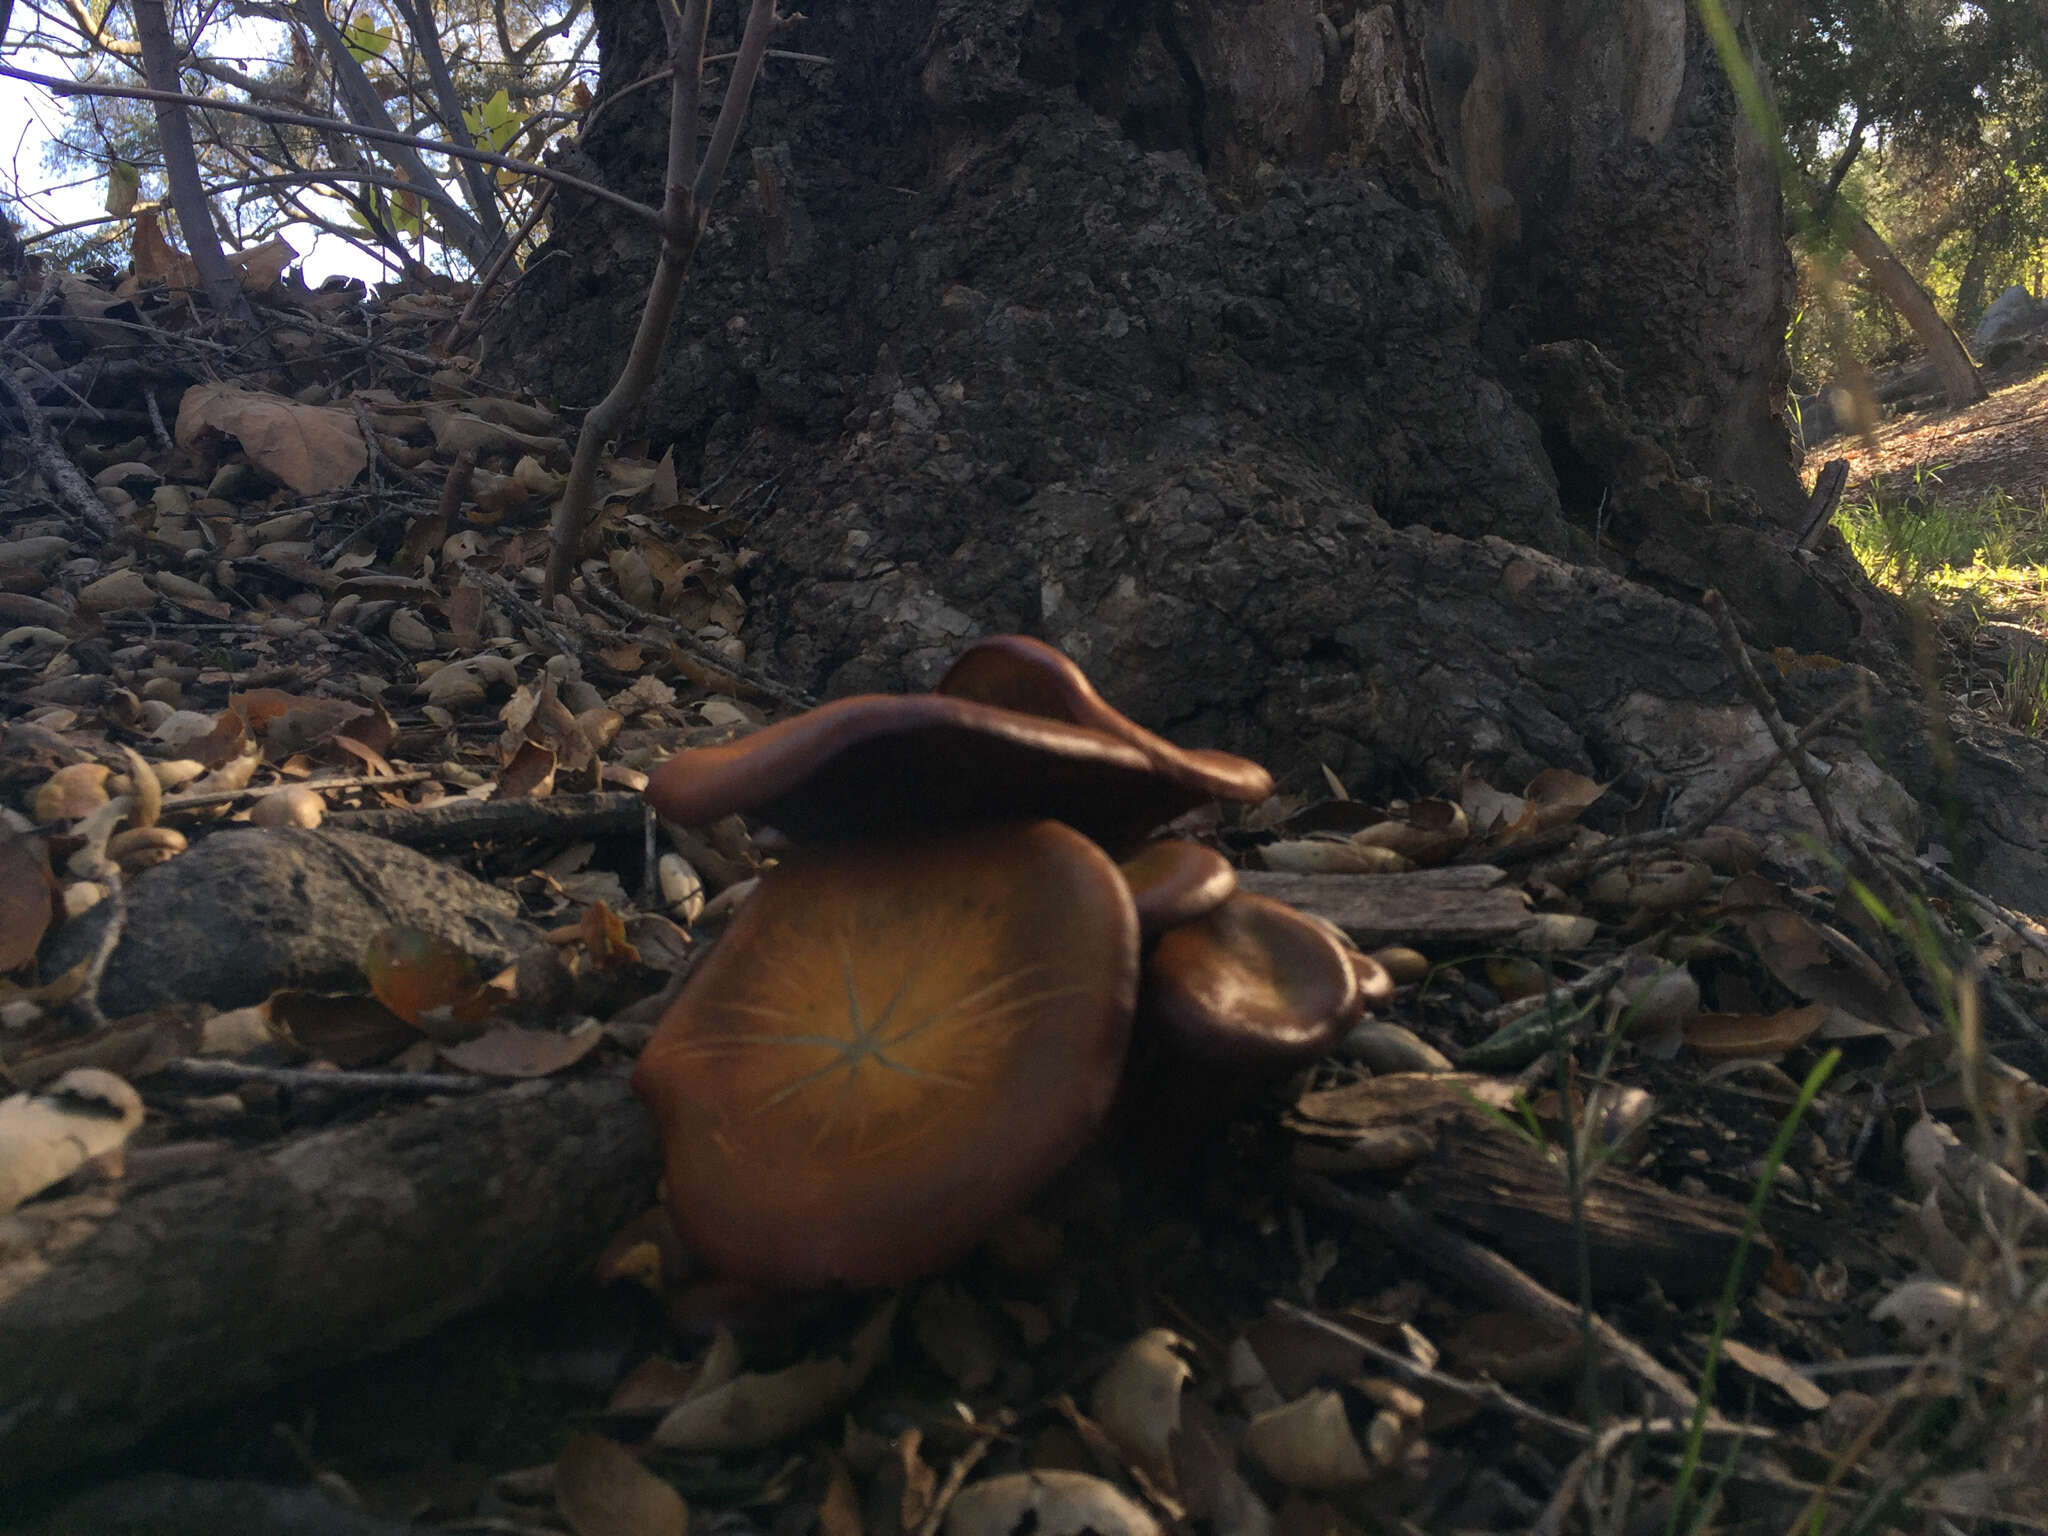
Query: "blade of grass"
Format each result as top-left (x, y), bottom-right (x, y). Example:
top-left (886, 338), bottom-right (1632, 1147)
top-left (1664, 1047), bottom-right (1842, 1536)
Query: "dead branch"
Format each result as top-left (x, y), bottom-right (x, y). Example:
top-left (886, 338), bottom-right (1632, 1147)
top-left (0, 1064), bottom-right (657, 1483)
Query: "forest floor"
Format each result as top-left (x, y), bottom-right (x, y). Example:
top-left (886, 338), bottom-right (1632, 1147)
top-left (1808, 364), bottom-right (2048, 514)
top-left (7, 265), bottom-right (2048, 1535)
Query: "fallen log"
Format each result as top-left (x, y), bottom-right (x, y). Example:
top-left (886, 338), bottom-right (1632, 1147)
top-left (0, 1063), bottom-right (657, 1484)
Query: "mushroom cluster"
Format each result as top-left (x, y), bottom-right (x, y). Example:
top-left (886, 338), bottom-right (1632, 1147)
top-left (634, 636), bottom-right (1391, 1293)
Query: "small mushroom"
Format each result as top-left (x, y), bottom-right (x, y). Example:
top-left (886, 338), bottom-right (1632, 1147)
top-left (1142, 890), bottom-right (1365, 1069)
top-left (632, 820), bottom-right (1140, 1290)
top-left (1120, 890), bottom-right (1365, 1154)
top-left (1117, 840), bottom-right (1237, 938)
top-left (937, 635), bottom-right (1274, 810)
top-left (644, 693), bottom-right (1220, 845)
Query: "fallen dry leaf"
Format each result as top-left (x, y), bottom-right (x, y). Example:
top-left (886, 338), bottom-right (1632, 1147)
top-left (946, 1472), bottom-right (1160, 1536)
top-left (0, 1068), bottom-right (145, 1215)
top-left (362, 926), bottom-right (496, 1039)
top-left (1091, 1329), bottom-right (1192, 1490)
top-left (652, 1299), bottom-right (897, 1451)
top-left (438, 1019), bottom-right (603, 1078)
top-left (176, 382), bottom-right (367, 495)
top-left (554, 1433), bottom-right (688, 1536)
top-left (0, 831), bottom-right (60, 972)
top-left (1683, 1004), bottom-right (1828, 1060)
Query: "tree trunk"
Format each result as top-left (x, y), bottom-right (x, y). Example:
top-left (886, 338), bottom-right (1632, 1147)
top-left (488, 0), bottom-right (2048, 915)
top-left (1835, 201), bottom-right (1988, 403)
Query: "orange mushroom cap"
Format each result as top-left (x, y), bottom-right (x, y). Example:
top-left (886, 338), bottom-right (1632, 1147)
top-left (937, 635), bottom-right (1274, 809)
top-left (631, 820), bottom-right (1140, 1291)
top-left (1118, 839), bottom-right (1238, 938)
top-left (644, 692), bottom-right (1221, 844)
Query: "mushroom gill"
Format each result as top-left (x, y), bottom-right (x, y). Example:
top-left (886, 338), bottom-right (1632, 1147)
top-left (632, 820), bottom-right (1140, 1291)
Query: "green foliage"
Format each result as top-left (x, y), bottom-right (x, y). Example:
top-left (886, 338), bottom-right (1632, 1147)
top-left (340, 12), bottom-right (395, 63)
top-left (1833, 470), bottom-right (2048, 594)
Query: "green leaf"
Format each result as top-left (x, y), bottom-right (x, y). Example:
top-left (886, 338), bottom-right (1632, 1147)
top-left (104, 159), bottom-right (140, 217)
top-left (463, 88), bottom-right (526, 153)
top-left (341, 12), bottom-right (393, 63)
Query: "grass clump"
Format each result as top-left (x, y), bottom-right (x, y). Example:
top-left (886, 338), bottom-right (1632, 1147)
top-left (1834, 472), bottom-right (2048, 600)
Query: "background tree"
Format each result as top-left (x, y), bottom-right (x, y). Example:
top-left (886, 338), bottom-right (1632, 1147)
top-left (1759, 0), bottom-right (2048, 396)
top-left (2, 0), bottom-right (595, 278)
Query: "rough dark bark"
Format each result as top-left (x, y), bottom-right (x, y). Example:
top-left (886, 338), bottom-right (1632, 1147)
top-left (488, 0), bottom-right (2048, 915)
top-left (0, 1066), bottom-right (657, 1482)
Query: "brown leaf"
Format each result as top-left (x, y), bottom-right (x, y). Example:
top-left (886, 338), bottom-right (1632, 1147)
top-left (554, 1434), bottom-right (688, 1536)
top-left (652, 1299), bottom-right (898, 1451)
top-left (5, 1008), bottom-right (199, 1090)
top-left (1683, 1004), bottom-right (1829, 1060)
top-left (493, 739), bottom-right (557, 800)
top-left (362, 927), bottom-right (494, 1037)
top-left (269, 990), bottom-right (418, 1066)
top-left (1738, 909), bottom-right (1922, 1030)
top-left (175, 383), bottom-right (367, 495)
top-left (582, 901), bottom-right (641, 970)
top-left (439, 1019), bottom-right (603, 1078)
top-left (0, 830), bottom-right (59, 972)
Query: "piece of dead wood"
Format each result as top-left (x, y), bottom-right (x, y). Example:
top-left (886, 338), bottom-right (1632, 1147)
top-left (1796, 458), bottom-right (1851, 550)
top-left (1235, 865), bottom-right (1532, 947)
top-left (1401, 1130), bottom-right (1771, 1305)
top-left (1289, 1075), bottom-right (1768, 1302)
top-left (324, 789), bottom-right (647, 848)
top-left (0, 1063), bottom-right (656, 1484)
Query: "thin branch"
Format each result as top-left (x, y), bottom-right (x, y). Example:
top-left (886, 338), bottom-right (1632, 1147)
top-left (0, 60), bottom-right (661, 226)
top-left (132, 0), bottom-right (250, 319)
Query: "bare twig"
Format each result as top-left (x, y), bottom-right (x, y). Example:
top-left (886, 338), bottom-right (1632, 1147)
top-left (910, 1409), bottom-right (1014, 1536)
top-left (1290, 1172), bottom-right (1716, 1419)
top-left (0, 358), bottom-right (124, 541)
top-left (579, 576), bottom-right (816, 711)
top-left (159, 770), bottom-right (435, 814)
top-left (324, 790), bottom-right (646, 848)
top-left (130, 0), bottom-right (248, 320)
top-left (153, 1058), bottom-right (489, 1095)
top-left (1270, 1300), bottom-right (1595, 1443)
top-left (544, 0), bottom-right (787, 598)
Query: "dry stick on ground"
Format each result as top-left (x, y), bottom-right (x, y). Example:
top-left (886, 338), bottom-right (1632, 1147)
top-left (1702, 589), bottom-right (1861, 856)
top-left (0, 360), bottom-right (126, 542)
top-left (1701, 588), bottom-right (1909, 914)
top-left (464, 567), bottom-right (589, 660)
top-left (544, 0), bottom-right (789, 600)
top-left (1867, 845), bottom-right (2048, 1047)
top-left (1270, 1300), bottom-right (1598, 1443)
top-left (153, 1059), bottom-right (490, 1096)
top-left (1290, 1172), bottom-right (1715, 1420)
top-left (325, 789), bottom-right (647, 848)
top-left (158, 770), bottom-right (436, 815)
top-left (580, 575), bottom-right (819, 711)
top-left (1535, 687), bottom-right (1866, 889)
